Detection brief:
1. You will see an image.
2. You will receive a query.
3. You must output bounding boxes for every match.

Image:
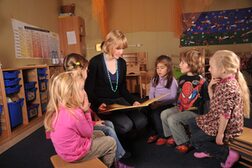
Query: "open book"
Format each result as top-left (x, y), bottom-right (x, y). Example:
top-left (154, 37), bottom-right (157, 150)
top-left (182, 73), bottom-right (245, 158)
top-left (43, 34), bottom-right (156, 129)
top-left (99, 93), bottom-right (170, 113)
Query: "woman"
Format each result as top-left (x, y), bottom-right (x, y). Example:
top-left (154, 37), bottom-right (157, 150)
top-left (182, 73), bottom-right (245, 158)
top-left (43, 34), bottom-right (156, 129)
top-left (85, 30), bottom-right (147, 136)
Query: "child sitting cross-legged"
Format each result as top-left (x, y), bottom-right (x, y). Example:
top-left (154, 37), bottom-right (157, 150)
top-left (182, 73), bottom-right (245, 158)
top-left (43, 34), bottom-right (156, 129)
top-left (145, 55), bottom-right (178, 145)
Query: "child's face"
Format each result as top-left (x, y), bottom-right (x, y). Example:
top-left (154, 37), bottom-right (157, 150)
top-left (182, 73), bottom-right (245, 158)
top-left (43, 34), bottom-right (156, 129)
top-left (82, 67), bottom-right (87, 81)
top-left (156, 63), bottom-right (168, 78)
top-left (179, 59), bottom-right (191, 74)
top-left (209, 59), bottom-right (220, 78)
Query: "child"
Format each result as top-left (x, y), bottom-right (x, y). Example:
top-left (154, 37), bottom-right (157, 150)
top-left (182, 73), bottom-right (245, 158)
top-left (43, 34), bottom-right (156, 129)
top-left (146, 55), bottom-right (178, 145)
top-left (44, 71), bottom-right (116, 167)
top-left (160, 49), bottom-right (209, 153)
top-left (189, 50), bottom-right (250, 168)
top-left (63, 53), bottom-right (129, 161)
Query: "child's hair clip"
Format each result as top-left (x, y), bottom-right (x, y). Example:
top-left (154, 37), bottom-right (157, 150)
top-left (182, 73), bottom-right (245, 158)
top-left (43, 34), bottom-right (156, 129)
top-left (75, 62), bottom-right (80, 66)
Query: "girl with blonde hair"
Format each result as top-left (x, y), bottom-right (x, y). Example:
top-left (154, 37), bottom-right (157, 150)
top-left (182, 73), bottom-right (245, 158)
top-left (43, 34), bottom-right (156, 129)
top-left (44, 71), bottom-right (116, 167)
top-left (189, 50), bottom-right (250, 168)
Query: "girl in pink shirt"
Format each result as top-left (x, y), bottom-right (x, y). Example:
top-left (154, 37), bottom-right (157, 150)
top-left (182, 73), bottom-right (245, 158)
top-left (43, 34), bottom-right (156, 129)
top-left (44, 71), bottom-right (116, 167)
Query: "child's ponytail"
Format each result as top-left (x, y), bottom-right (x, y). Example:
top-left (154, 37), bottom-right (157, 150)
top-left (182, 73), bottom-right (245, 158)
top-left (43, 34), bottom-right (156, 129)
top-left (237, 70), bottom-right (250, 118)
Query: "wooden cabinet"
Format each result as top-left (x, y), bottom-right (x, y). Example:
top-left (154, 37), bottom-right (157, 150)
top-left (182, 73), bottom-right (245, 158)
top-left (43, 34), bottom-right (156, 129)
top-left (0, 65), bottom-right (49, 153)
top-left (58, 16), bottom-right (86, 57)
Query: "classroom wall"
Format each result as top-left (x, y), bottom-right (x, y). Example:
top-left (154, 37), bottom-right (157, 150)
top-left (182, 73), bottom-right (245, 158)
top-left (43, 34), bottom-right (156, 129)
top-left (0, 0), bottom-right (61, 68)
top-left (62, 0), bottom-right (252, 70)
top-left (1, 0), bottom-right (251, 69)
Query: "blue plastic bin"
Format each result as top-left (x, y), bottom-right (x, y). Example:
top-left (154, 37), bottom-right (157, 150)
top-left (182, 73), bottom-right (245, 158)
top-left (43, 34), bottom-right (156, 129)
top-left (39, 79), bottom-right (48, 91)
top-left (8, 98), bottom-right (24, 129)
top-left (41, 103), bottom-right (47, 113)
top-left (5, 85), bottom-right (21, 95)
top-left (4, 78), bottom-right (21, 87)
top-left (37, 68), bottom-right (47, 75)
top-left (25, 87), bottom-right (37, 102)
top-left (3, 71), bottom-right (20, 79)
top-left (24, 81), bottom-right (36, 90)
top-left (27, 104), bottom-right (39, 119)
top-left (38, 74), bottom-right (48, 80)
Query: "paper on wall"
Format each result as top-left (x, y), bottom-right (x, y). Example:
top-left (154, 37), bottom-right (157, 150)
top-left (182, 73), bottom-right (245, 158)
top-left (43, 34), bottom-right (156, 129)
top-left (66, 31), bottom-right (77, 45)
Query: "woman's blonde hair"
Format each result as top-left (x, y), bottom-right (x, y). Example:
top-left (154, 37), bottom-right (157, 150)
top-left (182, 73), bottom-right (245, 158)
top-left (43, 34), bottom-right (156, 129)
top-left (180, 49), bottom-right (205, 74)
top-left (44, 71), bottom-right (86, 131)
top-left (211, 50), bottom-right (250, 118)
top-left (102, 30), bottom-right (128, 55)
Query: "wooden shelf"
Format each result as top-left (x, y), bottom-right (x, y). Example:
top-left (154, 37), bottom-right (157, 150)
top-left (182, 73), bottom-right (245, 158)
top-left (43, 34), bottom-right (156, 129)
top-left (0, 65), bottom-right (49, 154)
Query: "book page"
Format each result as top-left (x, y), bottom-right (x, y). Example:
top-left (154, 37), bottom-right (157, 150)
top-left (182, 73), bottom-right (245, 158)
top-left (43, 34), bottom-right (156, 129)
top-left (99, 93), bottom-right (170, 113)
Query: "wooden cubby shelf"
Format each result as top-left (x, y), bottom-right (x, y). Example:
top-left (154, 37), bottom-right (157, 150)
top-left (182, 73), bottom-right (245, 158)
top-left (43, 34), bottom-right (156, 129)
top-left (0, 65), bottom-right (50, 153)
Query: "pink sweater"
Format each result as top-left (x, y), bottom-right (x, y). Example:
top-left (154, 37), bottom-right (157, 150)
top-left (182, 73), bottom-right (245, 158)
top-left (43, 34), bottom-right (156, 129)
top-left (50, 106), bottom-right (94, 162)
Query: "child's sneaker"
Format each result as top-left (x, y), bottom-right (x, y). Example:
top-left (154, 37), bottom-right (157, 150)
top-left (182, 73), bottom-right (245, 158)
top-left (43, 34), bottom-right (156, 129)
top-left (156, 138), bottom-right (167, 145)
top-left (176, 144), bottom-right (189, 153)
top-left (166, 137), bottom-right (175, 146)
top-left (220, 149), bottom-right (239, 168)
top-left (147, 135), bottom-right (158, 144)
top-left (194, 152), bottom-right (210, 158)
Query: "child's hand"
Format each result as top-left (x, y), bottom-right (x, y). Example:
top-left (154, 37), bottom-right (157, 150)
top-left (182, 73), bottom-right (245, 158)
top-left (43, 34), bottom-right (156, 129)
top-left (95, 120), bottom-right (105, 126)
top-left (133, 101), bottom-right (141, 106)
top-left (216, 133), bottom-right (224, 145)
top-left (98, 103), bottom-right (107, 112)
top-left (83, 93), bottom-right (90, 112)
top-left (208, 78), bottom-right (220, 90)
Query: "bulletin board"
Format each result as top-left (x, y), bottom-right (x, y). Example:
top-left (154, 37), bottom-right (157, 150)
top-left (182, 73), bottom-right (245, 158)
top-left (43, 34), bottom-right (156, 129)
top-left (12, 19), bottom-right (60, 59)
top-left (180, 7), bottom-right (252, 46)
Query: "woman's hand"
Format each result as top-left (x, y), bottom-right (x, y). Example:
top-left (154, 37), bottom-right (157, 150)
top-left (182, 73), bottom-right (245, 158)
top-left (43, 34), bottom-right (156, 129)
top-left (133, 101), bottom-right (141, 106)
top-left (98, 103), bottom-right (107, 112)
top-left (216, 133), bottom-right (224, 145)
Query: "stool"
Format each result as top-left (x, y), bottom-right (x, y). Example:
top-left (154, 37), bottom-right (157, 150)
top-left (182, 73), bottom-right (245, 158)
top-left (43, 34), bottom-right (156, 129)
top-left (50, 155), bottom-right (107, 168)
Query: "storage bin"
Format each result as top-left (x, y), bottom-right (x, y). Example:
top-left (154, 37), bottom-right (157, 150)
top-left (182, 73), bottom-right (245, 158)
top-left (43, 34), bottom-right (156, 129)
top-left (27, 104), bottom-right (39, 119)
top-left (4, 78), bottom-right (21, 87)
top-left (25, 87), bottom-right (37, 102)
top-left (3, 70), bottom-right (20, 79)
top-left (5, 85), bottom-right (21, 95)
top-left (24, 81), bottom-right (36, 90)
top-left (8, 98), bottom-right (24, 128)
top-left (37, 68), bottom-right (47, 75)
top-left (39, 79), bottom-right (48, 91)
top-left (38, 74), bottom-right (48, 80)
top-left (41, 103), bottom-right (47, 113)
top-left (40, 91), bottom-right (48, 104)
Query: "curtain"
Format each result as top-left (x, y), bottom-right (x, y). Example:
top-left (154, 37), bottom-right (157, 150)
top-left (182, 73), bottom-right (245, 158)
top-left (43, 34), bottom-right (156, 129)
top-left (92, 0), bottom-right (109, 38)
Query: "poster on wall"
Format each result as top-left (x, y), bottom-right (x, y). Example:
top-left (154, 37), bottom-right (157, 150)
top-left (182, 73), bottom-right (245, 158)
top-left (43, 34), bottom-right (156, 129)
top-left (180, 7), bottom-right (252, 46)
top-left (12, 19), bottom-right (60, 59)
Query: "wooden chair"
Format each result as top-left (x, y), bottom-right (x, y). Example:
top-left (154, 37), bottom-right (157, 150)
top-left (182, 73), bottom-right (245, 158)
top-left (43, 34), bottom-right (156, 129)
top-left (50, 155), bottom-right (107, 168)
